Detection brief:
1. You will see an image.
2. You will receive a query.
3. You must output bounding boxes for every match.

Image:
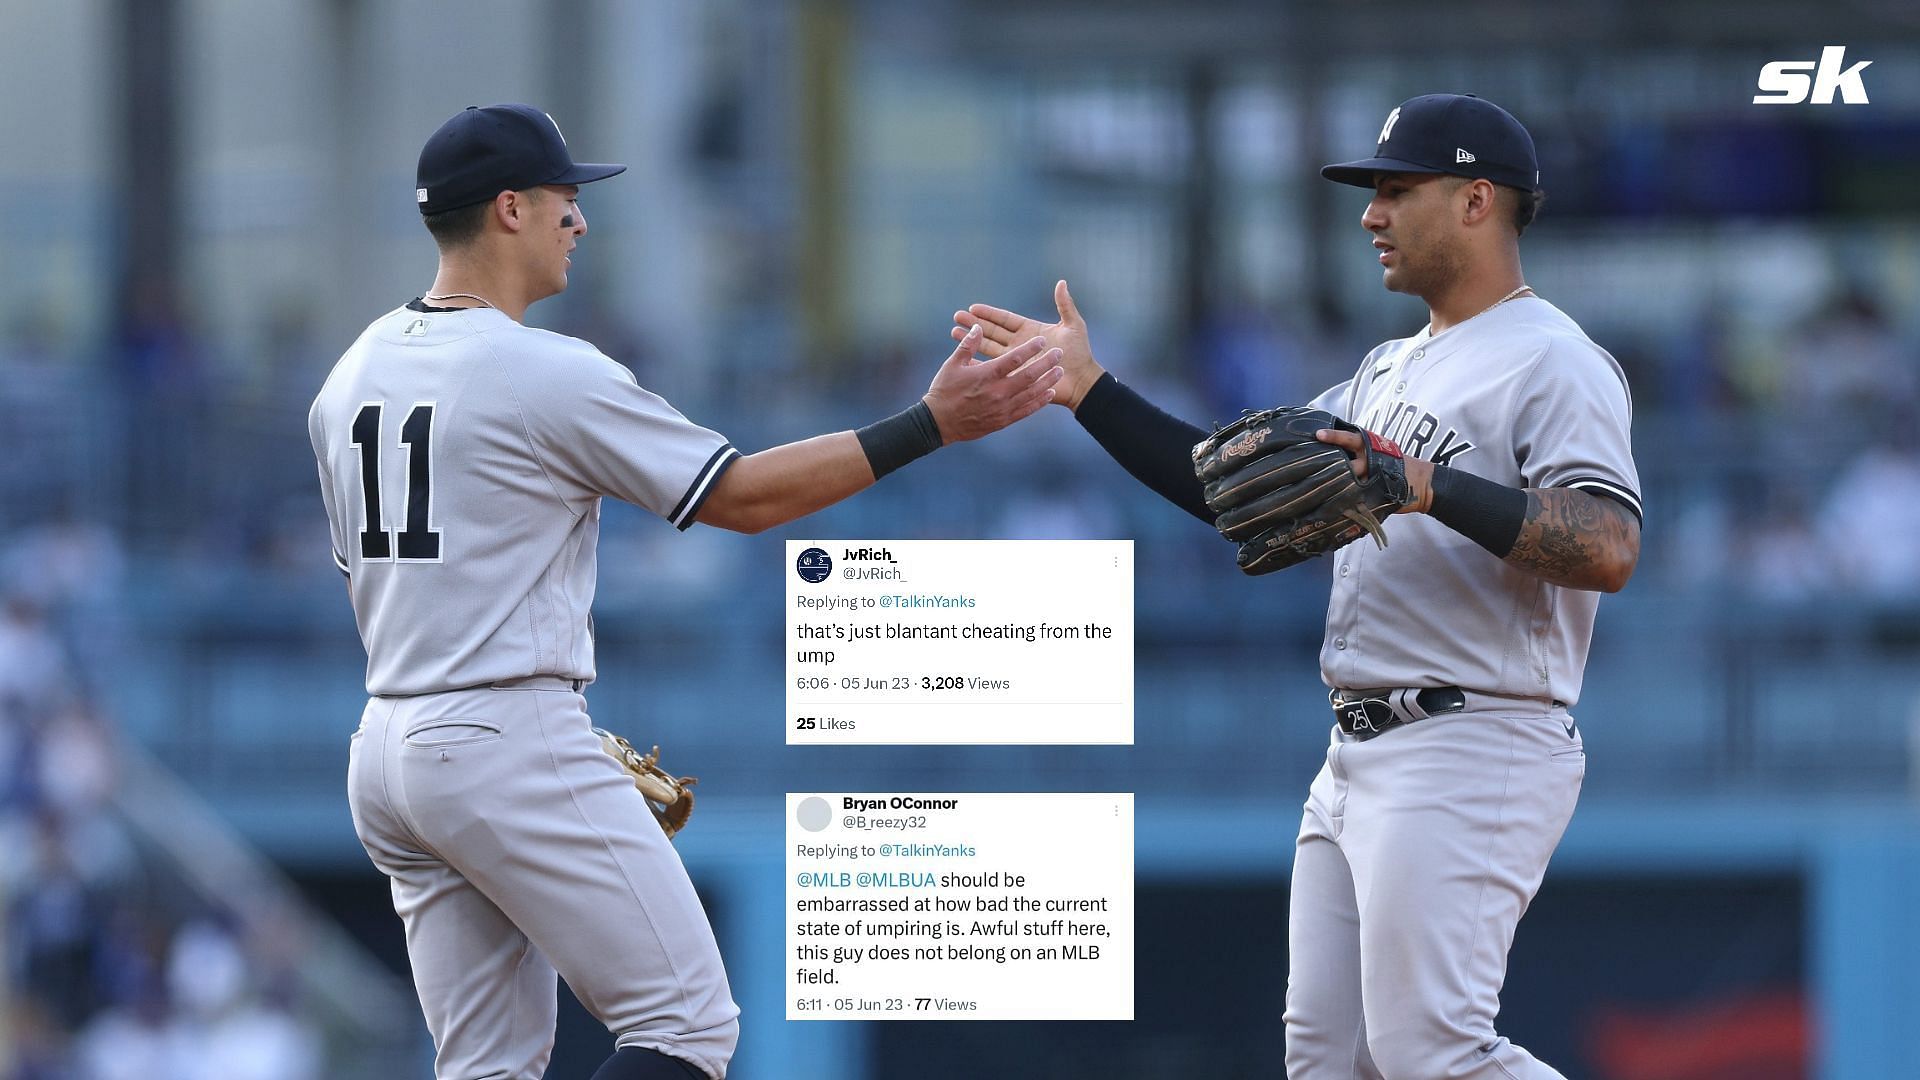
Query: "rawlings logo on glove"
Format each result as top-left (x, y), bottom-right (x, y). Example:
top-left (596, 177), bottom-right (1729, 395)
top-left (1221, 428), bottom-right (1270, 459)
top-left (1192, 406), bottom-right (1413, 576)
top-left (593, 728), bottom-right (698, 838)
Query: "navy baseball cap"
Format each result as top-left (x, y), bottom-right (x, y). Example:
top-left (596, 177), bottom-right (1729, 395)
top-left (1321, 94), bottom-right (1540, 192)
top-left (415, 103), bottom-right (626, 215)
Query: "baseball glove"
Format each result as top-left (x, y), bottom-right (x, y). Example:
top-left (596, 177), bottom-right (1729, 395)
top-left (593, 728), bottom-right (698, 839)
top-left (1192, 406), bottom-right (1413, 576)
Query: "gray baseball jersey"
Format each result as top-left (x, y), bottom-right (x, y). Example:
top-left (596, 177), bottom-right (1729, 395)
top-left (1307, 295), bottom-right (1640, 705)
top-left (1288, 294), bottom-right (1631, 1080)
top-left (309, 303), bottom-right (739, 696)
top-left (312, 300), bottom-right (743, 1078)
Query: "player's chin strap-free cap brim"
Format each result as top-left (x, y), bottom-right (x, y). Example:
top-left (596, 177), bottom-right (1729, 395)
top-left (553, 162), bottom-right (628, 186)
top-left (1320, 157), bottom-right (1457, 188)
top-left (425, 163), bottom-right (626, 214)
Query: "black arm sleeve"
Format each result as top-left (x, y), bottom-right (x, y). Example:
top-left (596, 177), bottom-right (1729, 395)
top-left (1426, 465), bottom-right (1528, 559)
top-left (1073, 372), bottom-right (1214, 524)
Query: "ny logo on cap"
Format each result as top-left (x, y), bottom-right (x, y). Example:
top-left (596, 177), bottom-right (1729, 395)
top-left (1378, 107), bottom-right (1402, 146)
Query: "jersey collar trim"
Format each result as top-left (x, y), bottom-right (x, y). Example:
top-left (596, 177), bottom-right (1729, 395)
top-left (408, 297), bottom-right (474, 314)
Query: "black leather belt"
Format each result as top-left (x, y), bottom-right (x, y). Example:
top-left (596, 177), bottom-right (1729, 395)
top-left (1329, 686), bottom-right (1467, 740)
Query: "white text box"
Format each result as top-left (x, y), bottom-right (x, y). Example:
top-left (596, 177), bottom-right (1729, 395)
top-left (787, 792), bottom-right (1134, 1020)
top-left (786, 540), bottom-right (1133, 744)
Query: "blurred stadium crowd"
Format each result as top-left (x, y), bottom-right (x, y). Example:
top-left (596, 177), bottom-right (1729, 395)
top-left (0, 532), bottom-right (324, 1078)
top-left (5, 276), bottom-right (1915, 598)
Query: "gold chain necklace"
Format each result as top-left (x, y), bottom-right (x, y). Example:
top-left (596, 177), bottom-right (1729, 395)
top-left (1468, 284), bottom-right (1533, 323)
top-left (1429, 284), bottom-right (1532, 339)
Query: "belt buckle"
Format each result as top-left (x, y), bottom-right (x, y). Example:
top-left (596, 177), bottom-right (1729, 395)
top-left (1333, 693), bottom-right (1395, 737)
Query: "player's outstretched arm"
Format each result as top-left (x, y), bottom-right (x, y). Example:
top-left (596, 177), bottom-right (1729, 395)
top-left (1317, 428), bottom-right (1639, 592)
top-left (954, 281), bottom-right (1214, 524)
top-left (694, 329), bottom-right (1061, 534)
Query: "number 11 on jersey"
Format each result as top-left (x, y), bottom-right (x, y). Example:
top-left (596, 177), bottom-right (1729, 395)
top-left (351, 402), bottom-right (443, 562)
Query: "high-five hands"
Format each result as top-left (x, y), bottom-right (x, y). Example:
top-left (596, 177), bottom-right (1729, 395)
top-left (924, 325), bottom-right (1064, 443)
top-left (953, 280), bottom-right (1104, 412)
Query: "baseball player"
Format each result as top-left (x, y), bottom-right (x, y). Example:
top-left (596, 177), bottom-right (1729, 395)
top-left (308, 103), bottom-right (1061, 1080)
top-left (956, 94), bottom-right (1640, 1078)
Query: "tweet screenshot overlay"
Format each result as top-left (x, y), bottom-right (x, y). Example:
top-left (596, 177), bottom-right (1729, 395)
top-left (787, 793), bottom-right (1134, 1020)
top-left (786, 540), bottom-right (1133, 744)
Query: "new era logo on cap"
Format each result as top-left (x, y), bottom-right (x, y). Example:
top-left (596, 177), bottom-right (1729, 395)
top-left (416, 187), bottom-right (429, 203)
top-left (1324, 94), bottom-right (1540, 193)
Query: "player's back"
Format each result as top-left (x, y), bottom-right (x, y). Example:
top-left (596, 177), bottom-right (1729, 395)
top-left (309, 303), bottom-right (735, 696)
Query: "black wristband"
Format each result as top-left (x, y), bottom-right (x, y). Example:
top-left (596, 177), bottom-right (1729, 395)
top-left (856, 400), bottom-right (944, 480)
top-left (1074, 372), bottom-right (1214, 524)
top-left (1426, 466), bottom-right (1528, 559)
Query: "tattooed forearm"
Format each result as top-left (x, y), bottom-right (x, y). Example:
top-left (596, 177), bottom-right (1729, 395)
top-left (1504, 488), bottom-right (1640, 592)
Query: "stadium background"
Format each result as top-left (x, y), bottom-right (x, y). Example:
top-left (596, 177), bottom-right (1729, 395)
top-left (3, 1), bottom-right (1918, 1077)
